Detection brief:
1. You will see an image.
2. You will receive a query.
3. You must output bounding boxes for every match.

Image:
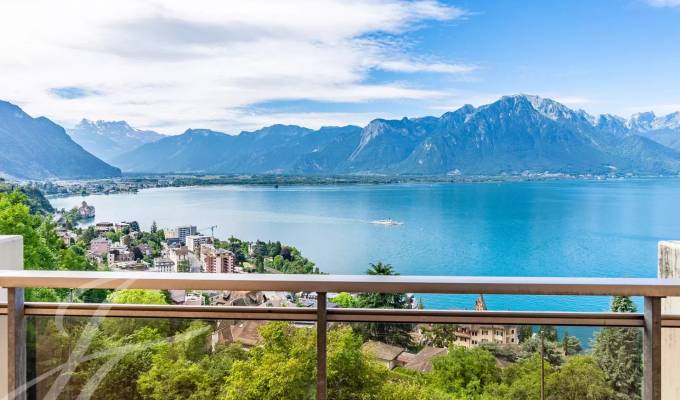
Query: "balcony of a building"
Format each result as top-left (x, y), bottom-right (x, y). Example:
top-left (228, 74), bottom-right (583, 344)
top-left (2, 235), bottom-right (680, 400)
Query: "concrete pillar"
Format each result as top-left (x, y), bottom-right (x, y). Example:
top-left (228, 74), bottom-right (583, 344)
top-left (659, 241), bottom-right (680, 400)
top-left (0, 235), bottom-right (23, 399)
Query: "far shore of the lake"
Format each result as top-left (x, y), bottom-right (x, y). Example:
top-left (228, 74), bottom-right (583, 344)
top-left (35, 172), bottom-right (680, 198)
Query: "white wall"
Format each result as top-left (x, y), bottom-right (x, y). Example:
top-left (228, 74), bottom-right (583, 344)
top-left (0, 235), bottom-right (23, 399)
top-left (659, 240), bottom-right (680, 400)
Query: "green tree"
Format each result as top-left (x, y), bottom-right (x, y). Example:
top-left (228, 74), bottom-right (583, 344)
top-left (545, 356), bottom-right (613, 400)
top-left (128, 221), bottom-right (140, 232)
top-left (268, 241), bottom-right (282, 257)
top-left (429, 346), bottom-right (500, 397)
top-left (280, 246), bottom-right (292, 261)
top-left (87, 327), bottom-right (165, 400)
top-left (355, 262), bottom-right (413, 347)
top-left (150, 221), bottom-right (158, 233)
top-left (377, 380), bottom-right (452, 400)
top-left (517, 325), bottom-right (534, 343)
top-left (255, 256), bottom-right (265, 273)
top-left (108, 289), bottom-right (169, 305)
top-left (478, 341), bottom-right (521, 363)
top-left (222, 323), bottom-right (385, 400)
top-left (330, 292), bottom-right (359, 308)
top-left (540, 326), bottom-right (559, 342)
top-left (481, 354), bottom-right (550, 400)
top-left (78, 288), bottom-right (113, 303)
top-left (252, 240), bottom-right (268, 257)
top-left (520, 335), bottom-right (565, 366)
top-left (105, 230), bottom-right (122, 243)
top-left (592, 296), bottom-right (642, 400)
top-left (79, 226), bottom-right (97, 245)
top-left (177, 260), bottom-right (190, 273)
top-left (0, 190), bottom-right (58, 270)
top-left (366, 261), bottom-right (397, 276)
top-left (562, 330), bottom-right (582, 356)
top-left (611, 296), bottom-right (637, 313)
top-left (58, 247), bottom-right (96, 271)
top-left (138, 321), bottom-right (246, 400)
top-left (421, 324), bottom-right (460, 348)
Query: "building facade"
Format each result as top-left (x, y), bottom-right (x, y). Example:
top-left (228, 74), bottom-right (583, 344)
top-left (177, 225), bottom-right (197, 243)
top-left (201, 246), bottom-right (237, 273)
top-left (89, 237), bottom-right (111, 257)
top-left (449, 295), bottom-right (519, 347)
top-left (107, 243), bottom-right (132, 265)
top-left (153, 257), bottom-right (175, 272)
top-left (186, 235), bottom-right (210, 254)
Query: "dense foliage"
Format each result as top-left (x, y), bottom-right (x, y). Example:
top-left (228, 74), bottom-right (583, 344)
top-left (0, 189), bottom-right (98, 301)
top-left (250, 239), bottom-right (318, 274)
top-left (0, 180), bottom-right (54, 214)
top-left (592, 296), bottom-right (642, 400)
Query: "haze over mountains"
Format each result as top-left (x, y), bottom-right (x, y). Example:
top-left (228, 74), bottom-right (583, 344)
top-left (1, 95), bottom-right (680, 180)
top-left (111, 95), bottom-right (680, 176)
top-left (0, 101), bottom-right (120, 180)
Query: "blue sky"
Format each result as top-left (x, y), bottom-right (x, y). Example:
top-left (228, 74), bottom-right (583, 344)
top-left (329, 0), bottom-right (680, 119)
top-left (0, 0), bottom-right (679, 134)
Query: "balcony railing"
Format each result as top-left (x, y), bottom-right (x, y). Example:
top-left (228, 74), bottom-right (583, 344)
top-left (2, 270), bottom-right (680, 400)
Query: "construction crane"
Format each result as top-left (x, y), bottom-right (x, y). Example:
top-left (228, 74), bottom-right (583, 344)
top-left (198, 225), bottom-right (218, 242)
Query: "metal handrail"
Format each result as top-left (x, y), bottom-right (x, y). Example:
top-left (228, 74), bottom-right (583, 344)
top-left (3, 270), bottom-right (680, 296)
top-left (0, 302), bottom-right (659, 326)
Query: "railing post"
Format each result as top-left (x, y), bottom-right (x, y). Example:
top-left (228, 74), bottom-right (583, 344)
top-left (316, 292), bottom-right (327, 400)
top-left (659, 240), bottom-right (680, 399)
top-left (7, 288), bottom-right (25, 400)
top-left (644, 296), bottom-right (661, 400)
top-left (1, 235), bottom-right (24, 400)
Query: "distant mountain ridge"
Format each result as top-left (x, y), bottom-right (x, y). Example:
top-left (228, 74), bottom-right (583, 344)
top-left (0, 101), bottom-right (121, 180)
top-left (68, 119), bottom-right (163, 163)
top-left (112, 95), bottom-right (680, 176)
top-left (626, 111), bottom-right (680, 151)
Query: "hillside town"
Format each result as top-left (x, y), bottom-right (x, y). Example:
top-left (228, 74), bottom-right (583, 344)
top-left (50, 199), bottom-right (527, 371)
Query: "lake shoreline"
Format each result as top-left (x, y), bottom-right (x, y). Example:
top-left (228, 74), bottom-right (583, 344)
top-left (40, 173), bottom-right (680, 198)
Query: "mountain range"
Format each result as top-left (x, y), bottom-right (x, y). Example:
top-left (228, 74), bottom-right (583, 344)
top-left (628, 111), bottom-right (680, 151)
top-left (67, 119), bottom-right (163, 163)
top-left (0, 101), bottom-right (120, 180)
top-left (2, 95), bottom-right (680, 180)
top-left (110, 95), bottom-right (680, 176)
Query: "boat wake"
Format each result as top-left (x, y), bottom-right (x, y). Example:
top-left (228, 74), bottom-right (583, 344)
top-left (370, 219), bottom-right (403, 226)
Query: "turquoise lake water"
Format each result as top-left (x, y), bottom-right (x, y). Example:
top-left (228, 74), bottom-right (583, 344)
top-left (50, 179), bottom-right (680, 315)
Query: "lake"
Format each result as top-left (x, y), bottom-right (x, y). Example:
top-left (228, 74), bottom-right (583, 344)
top-left (50, 179), bottom-right (680, 314)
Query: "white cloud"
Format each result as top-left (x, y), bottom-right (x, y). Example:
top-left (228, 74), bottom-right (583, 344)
top-left (377, 60), bottom-right (477, 74)
top-left (645, 0), bottom-right (680, 7)
top-left (552, 96), bottom-right (593, 106)
top-left (0, 0), bottom-right (468, 133)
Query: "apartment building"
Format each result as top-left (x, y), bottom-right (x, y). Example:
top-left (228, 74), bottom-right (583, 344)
top-left (153, 257), bottom-right (175, 272)
top-left (177, 225), bottom-right (197, 243)
top-left (451, 295), bottom-right (519, 347)
top-left (89, 237), bottom-right (111, 257)
top-left (186, 235), bottom-right (210, 254)
top-left (201, 245), bottom-right (237, 273)
top-left (107, 243), bottom-right (132, 265)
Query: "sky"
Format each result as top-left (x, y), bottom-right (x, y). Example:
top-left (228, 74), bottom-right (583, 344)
top-left (0, 0), bottom-right (679, 134)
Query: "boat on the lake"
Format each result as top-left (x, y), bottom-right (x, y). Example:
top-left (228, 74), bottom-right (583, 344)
top-left (371, 219), bottom-right (403, 226)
